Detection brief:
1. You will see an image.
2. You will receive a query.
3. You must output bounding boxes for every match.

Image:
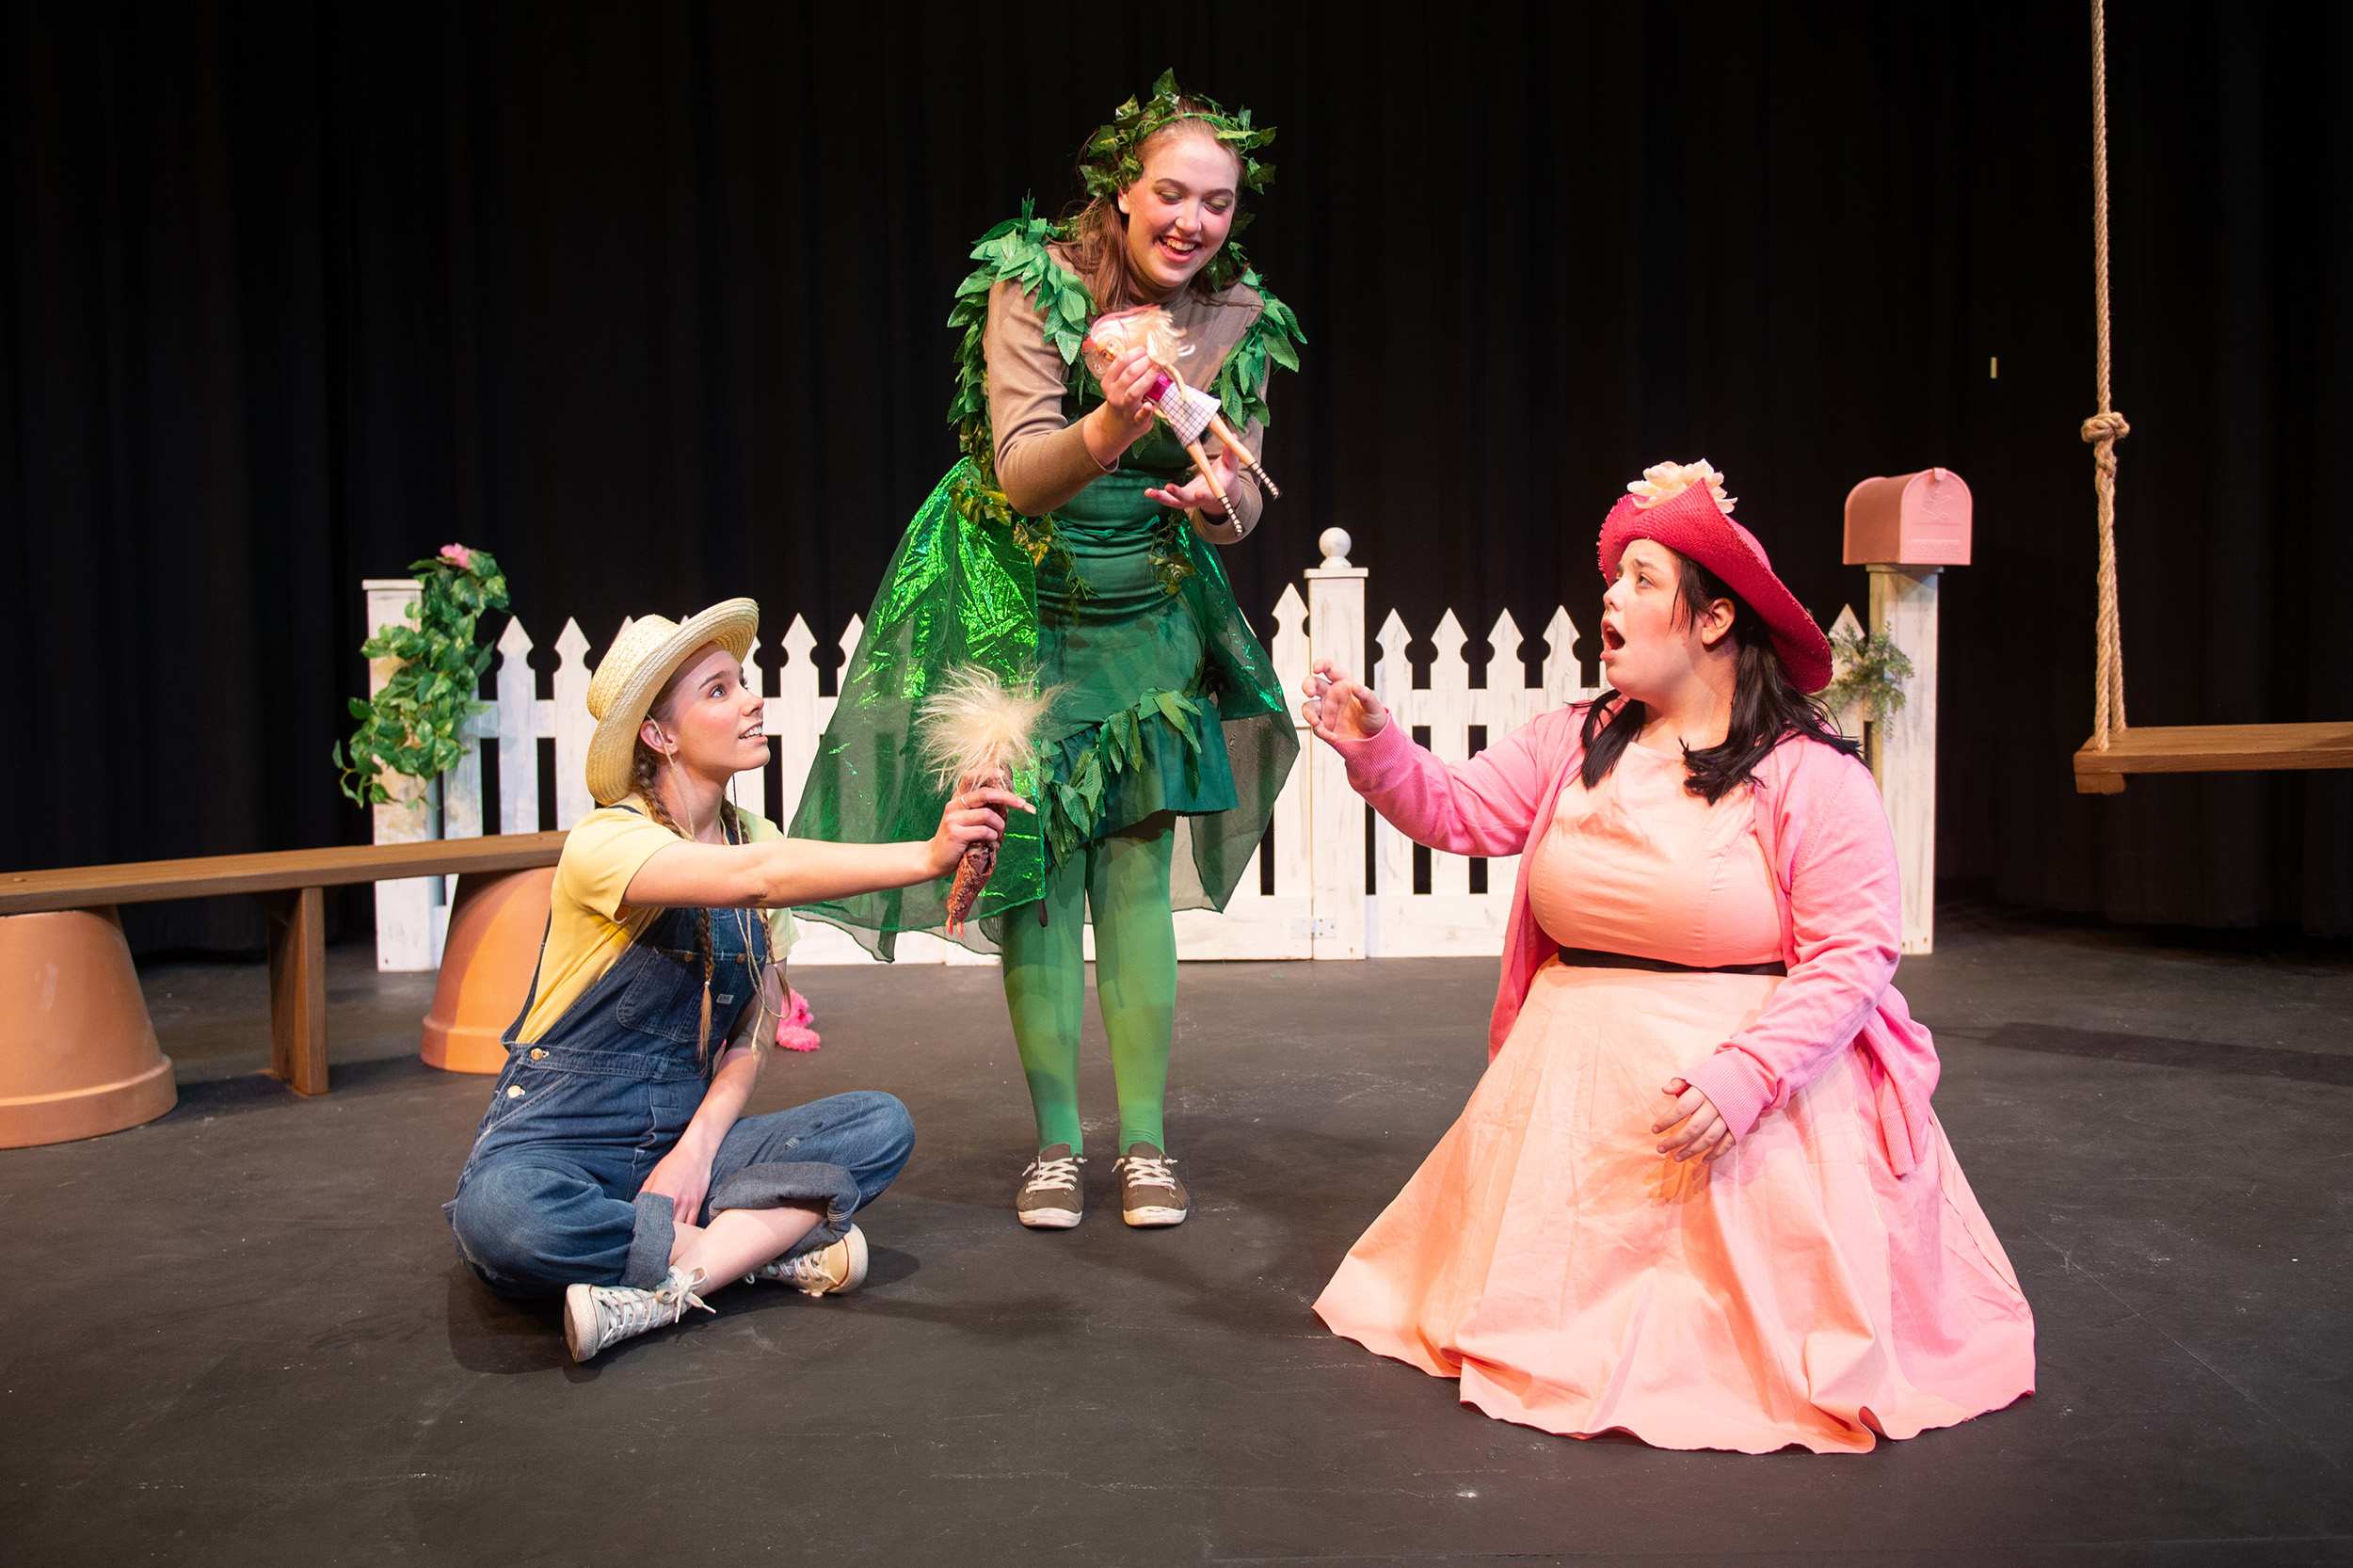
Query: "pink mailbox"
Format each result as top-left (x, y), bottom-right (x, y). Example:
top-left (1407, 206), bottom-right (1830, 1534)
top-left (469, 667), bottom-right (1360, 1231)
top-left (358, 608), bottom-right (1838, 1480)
top-left (1843, 468), bottom-right (1972, 566)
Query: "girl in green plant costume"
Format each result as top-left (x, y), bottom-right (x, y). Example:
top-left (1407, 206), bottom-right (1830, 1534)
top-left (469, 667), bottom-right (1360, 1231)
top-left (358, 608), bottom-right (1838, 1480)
top-left (792, 73), bottom-right (1302, 1230)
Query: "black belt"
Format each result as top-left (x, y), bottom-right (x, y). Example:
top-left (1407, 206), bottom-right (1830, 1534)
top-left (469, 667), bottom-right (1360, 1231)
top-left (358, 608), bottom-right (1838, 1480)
top-left (1557, 946), bottom-right (1786, 978)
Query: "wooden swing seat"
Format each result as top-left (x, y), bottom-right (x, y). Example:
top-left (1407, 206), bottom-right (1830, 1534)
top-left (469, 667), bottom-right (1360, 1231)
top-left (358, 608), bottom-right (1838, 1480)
top-left (2073, 721), bottom-right (2353, 792)
top-left (2063, 9), bottom-right (2353, 800)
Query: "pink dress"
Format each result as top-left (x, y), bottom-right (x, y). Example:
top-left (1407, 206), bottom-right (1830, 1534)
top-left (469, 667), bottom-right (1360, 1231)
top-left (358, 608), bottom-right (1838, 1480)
top-left (1313, 743), bottom-right (2035, 1453)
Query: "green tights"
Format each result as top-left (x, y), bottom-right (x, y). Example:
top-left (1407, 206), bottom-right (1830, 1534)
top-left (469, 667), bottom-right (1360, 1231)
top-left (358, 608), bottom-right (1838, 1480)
top-left (999, 819), bottom-right (1178, 1156)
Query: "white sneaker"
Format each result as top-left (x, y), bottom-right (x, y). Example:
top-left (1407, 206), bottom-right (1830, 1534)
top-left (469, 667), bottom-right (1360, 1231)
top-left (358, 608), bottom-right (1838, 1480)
top-left (564, 1265), bottom-right (713, 1363)
top-left (744, 1224), bottom-right (869, 1296)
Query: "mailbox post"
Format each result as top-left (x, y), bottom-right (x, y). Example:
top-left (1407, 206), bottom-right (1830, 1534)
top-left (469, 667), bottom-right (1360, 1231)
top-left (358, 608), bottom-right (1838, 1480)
top-left (1842, 469), bottom-right (1972, 956)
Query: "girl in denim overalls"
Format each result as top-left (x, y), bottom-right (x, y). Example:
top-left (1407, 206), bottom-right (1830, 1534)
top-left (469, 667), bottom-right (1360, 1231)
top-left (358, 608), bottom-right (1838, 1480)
top-left (447, 600), bottom-right (1028, 1362)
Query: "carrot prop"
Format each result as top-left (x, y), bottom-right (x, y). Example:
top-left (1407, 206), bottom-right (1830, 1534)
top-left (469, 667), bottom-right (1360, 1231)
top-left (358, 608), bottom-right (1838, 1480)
top-left (918, 666), bottom-right (1051, 933)
top-left (1082, 307), bottom-right (1280, 504)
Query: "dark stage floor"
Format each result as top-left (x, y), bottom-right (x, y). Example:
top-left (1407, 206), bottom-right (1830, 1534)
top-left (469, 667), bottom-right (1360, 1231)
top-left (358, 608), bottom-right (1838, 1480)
top-left (2, 901), bottom-right (2348, 1566)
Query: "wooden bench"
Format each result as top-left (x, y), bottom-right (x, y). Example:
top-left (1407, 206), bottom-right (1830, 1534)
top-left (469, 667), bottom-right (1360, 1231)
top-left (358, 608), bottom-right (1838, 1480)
top-left (0, 833), bottom-right (568, 1096)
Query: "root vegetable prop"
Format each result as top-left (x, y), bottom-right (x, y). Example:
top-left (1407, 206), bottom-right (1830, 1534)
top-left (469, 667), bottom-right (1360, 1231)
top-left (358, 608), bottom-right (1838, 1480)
top-left (1083, 307), bottom-right (1280, 504)
top-left (918, 666), bottom-right (1051, 931)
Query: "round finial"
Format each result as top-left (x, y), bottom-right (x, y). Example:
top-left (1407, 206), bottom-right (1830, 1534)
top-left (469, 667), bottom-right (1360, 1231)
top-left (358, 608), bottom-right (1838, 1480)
top-left (1318, 527), bottom-right (1353, 568)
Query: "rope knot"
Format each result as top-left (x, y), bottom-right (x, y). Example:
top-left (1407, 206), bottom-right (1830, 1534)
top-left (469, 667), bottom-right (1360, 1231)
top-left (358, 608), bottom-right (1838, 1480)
top-left (2080, 409), bottom-right (2131, 444)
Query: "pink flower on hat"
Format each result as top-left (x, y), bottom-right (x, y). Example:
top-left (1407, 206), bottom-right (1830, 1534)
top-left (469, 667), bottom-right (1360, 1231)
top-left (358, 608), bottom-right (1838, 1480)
top-left (439, 543), bottom-right (473, 569)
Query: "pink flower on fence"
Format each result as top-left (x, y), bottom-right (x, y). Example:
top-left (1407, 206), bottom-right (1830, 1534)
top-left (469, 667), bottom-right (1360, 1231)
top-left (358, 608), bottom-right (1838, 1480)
top-left (776, 986), bottom-right (821, 1052)
top-left (439, 543), bottom-right (473, 569)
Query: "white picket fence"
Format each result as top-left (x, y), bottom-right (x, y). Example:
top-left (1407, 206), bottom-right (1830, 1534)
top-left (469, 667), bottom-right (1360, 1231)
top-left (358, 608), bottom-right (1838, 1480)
top-left (365, 531), bottom-right (1885, 972)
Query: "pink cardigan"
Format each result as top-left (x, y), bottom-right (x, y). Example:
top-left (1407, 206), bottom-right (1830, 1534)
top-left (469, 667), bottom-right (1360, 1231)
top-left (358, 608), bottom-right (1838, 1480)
top-left (1330, 706), bottom-right (1941, 1174)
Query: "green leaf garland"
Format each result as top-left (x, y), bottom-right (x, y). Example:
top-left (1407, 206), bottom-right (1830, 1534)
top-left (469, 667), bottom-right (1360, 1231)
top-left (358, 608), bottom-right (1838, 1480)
top-left (333, 547), bottom-right (511, 808)
top-left (1039, 684), bottom-right (1209, 862)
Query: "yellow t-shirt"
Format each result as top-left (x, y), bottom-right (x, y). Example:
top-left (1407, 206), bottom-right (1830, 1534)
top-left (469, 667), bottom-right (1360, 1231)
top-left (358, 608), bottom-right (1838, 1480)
top-left (517, 797), bottom-right (799, 1045)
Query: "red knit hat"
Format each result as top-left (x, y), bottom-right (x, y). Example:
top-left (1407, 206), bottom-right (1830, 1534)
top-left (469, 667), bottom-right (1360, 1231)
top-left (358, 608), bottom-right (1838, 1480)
top-left (1595, 462), bottom-right (1833, 694)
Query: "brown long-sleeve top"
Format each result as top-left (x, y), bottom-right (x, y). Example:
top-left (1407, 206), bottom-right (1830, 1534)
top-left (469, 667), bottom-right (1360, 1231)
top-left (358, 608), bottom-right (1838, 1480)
top-left (985, 253), bottom-right (1268, 543)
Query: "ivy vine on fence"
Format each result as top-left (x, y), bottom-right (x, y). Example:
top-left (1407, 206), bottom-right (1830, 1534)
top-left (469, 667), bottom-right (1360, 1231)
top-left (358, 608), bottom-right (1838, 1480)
top-left (334, 545), bottom-right (510, 808)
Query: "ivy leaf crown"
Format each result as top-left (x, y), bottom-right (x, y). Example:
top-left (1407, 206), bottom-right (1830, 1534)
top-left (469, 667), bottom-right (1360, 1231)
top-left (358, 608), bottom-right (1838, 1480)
top-left (1079, 69), bottom-right (1277, 293)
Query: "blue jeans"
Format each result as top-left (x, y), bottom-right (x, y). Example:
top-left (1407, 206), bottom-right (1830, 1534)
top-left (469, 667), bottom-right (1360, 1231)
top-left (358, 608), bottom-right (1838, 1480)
top-left (448, 1088), bottom-right (914, 1298)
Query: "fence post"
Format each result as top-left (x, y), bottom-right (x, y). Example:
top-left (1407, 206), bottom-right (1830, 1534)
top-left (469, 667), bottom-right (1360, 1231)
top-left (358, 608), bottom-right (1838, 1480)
top-left (552, 619), bottom-right (595, 829)
top-left (1368, 609), bottom-right (1416, 943)
top-left (1265, 584), bottom-right (1313, 900)
top-left (1424, 612), bottom-right (1472, 898)
top-left (1825, 606), bottom-right (1866, 744)
top-left (1540, 607), bottom-right (1588, 711)
top-left (771, 616), bottom-right (819, 828)
top-left (362, 579), bottom-right (442, 971)
top-left (440, 707), bottom-right (490, 933)
top-left (1867, 568), bottom-right (1938, 954)
top-left (494, 618), bottom-right (541, 836)
top-left (1305, 529), bottom-right (1368, 959)
top-left (1481, 609), bottom-right (1528, 899)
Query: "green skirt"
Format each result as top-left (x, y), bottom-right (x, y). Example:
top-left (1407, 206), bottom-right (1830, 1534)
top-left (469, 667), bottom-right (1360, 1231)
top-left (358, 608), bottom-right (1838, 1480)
top-left (789, 458), bottom-right (1298, 960)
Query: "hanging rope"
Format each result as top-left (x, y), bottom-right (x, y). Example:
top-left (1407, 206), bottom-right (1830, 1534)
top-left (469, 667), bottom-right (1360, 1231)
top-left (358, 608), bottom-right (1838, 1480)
top-left (2082, 0), bottom-right (2130, 747)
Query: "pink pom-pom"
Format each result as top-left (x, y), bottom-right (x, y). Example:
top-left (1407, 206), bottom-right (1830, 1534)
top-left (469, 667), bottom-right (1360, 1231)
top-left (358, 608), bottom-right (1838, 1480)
top-left (775, 986), bottom-right (821, 1052)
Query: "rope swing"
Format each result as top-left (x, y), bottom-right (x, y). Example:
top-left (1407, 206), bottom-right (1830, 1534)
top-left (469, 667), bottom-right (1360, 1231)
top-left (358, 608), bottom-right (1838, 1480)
top-left (2069, 0), bottom-right (2353, 792)
top-left (2083, 0), bottom-right (2129, 752)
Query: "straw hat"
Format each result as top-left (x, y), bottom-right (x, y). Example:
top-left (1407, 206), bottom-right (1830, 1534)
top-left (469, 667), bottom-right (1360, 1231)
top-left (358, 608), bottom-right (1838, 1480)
top-left (584, 599), bottom-right (760, 806)
top-left (1595, 465), bottom-right (1833, 694)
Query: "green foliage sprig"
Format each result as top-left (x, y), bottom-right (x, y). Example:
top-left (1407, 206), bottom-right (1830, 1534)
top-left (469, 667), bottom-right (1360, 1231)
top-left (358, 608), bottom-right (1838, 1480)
top-left (1212, 266), bottom-right (1304, 432)
top-left (1146, 512), bottom-right (1197, 597)
top-left (333, 545), bottom-right (511, 807)
top-left (1080, 71), bottom-right (1275, 201)
top-left (1821, 627), bottom-right (1915, 725)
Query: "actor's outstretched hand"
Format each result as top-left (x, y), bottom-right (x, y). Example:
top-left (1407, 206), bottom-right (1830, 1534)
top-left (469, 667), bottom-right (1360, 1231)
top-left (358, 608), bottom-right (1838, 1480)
top-left (1145, 445), bottom-right (1240, 517)
top-left (1302, 659), bottom-right (1390, 744)
top-left (925, 784), bottom-right (1032, 880)
top-left (1652, 1078), bottom-right (1735, 1163)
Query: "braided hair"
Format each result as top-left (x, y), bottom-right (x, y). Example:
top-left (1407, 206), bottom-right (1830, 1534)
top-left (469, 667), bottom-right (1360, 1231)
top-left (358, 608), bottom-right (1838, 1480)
top-left (630, 727), bottom-right (748, 1073)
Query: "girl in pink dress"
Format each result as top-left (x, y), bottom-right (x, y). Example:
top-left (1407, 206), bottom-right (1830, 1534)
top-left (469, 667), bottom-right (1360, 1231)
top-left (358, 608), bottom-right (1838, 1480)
top-left (1301, 462), bottom-right (2035, 1454)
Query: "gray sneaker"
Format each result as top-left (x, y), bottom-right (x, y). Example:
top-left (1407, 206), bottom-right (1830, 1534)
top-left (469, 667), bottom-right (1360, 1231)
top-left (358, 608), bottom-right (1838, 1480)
top-left (1112, 1143), bottom-right (1189, 1227)
top-left (1015, 1144), bottom-right (1085, 1229)
top-left (744, 1224), bottom-right (869, 1296)
top-left (563, 1264), bottom-right (713, 1363)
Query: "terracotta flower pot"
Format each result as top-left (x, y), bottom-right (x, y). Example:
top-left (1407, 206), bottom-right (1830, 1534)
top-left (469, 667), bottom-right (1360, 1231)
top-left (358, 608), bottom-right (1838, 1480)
top-left (0, 908), bottom-right (177, 1148)
top-left (420, 867), bottom-right (554, 1074)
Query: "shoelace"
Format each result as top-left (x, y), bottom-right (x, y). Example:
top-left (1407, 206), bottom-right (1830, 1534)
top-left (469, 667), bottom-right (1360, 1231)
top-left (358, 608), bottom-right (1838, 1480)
top-left (777, 1241), bottom-right (844, 1290)
top-left (1114, 1152), bottom-right (1178, 1192)
top-left (602, 1266), bottom-right (712, 1339)
top-left (1021, 1153), bottom-right (1083, 1195)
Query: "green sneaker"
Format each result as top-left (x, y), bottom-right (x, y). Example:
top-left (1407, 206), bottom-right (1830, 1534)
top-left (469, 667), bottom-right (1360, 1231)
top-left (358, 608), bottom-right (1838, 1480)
top-left (1112, 1144), bottom-right (1189, 1227)
top-left (1015, 1144), bottom-right (1085, 1229)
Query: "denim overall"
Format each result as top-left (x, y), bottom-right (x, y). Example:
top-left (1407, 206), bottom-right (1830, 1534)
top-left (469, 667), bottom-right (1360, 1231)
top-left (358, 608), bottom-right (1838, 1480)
top-left (446, 850), bottom-right (913, 1298)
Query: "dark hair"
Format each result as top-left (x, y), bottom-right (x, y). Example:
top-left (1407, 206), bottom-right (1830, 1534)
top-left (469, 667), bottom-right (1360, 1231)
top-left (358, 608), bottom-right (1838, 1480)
top-left (1060, 113), bottom-right (1242, 312)
top-left (1579, 547), bottom-right (1859, 802)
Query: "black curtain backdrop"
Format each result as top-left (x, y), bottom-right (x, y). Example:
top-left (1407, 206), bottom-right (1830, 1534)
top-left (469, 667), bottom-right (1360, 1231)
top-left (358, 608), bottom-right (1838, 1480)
top-left (4, 0), bottom-right (2346, 952)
